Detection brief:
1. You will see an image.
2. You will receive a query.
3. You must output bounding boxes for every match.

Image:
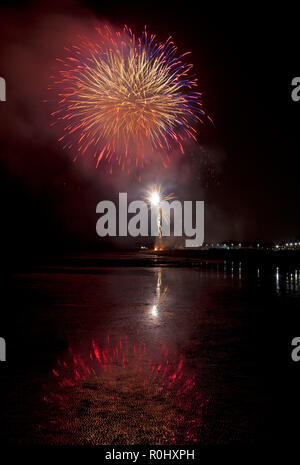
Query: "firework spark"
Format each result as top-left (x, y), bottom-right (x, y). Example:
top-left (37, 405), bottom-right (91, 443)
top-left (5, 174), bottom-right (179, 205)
top-left (48, 25), bottom-right (206, 172)
top-left (143, 184), bottom-right (176, 250)
top-left (143, 184), bottom-right (176, 206)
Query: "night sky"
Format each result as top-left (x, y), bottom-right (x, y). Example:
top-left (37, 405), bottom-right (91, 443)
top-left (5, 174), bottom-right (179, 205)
top-left (0, 1), bottom-right (299, 258)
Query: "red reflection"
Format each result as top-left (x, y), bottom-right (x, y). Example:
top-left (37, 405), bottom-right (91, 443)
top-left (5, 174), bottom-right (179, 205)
top-left (41, 336), bottom-right (209, 444)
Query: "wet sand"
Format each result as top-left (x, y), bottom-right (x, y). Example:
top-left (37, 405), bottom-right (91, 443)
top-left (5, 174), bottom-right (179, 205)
top-left (1, 252), bottom-right (298, 444)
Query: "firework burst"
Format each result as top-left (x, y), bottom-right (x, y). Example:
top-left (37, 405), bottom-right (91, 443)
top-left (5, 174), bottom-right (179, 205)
top-left (48, 25), bottom-right (207, 172)
top-left (143, 184), bottom-right (176, 206)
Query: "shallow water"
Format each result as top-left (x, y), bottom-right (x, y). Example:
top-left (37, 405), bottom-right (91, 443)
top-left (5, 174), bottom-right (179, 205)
top-left (1, 258), bottom-right (299, 444)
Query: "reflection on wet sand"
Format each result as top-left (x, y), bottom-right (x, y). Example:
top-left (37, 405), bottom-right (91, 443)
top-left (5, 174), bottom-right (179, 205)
top-left (41, 335), bottom-right (208, 445)
top-left (149, 270), bottom-right (168, 320)
top-left (5, 257), bottom-right (299, 445)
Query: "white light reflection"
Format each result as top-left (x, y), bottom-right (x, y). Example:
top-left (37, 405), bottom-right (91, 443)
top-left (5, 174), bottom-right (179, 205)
top-left (150, 269), bottom-right (167, 319)
top-left (276, 267), bottom-right (280, 292)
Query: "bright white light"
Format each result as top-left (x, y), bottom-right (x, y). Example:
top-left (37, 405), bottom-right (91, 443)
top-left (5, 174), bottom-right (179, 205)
top-left (151, 305), bottom-right (158, 316)
top-left (150, 192), bottom-right (160, 206)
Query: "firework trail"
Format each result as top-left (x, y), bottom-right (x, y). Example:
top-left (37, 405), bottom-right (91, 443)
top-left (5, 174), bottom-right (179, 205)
top-left (143, 184), bottom-right (176, 249)
top-left (48, 25), bottom-right (207, 172)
